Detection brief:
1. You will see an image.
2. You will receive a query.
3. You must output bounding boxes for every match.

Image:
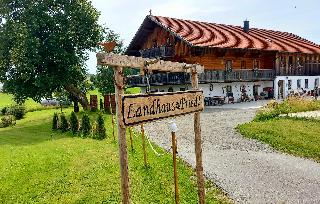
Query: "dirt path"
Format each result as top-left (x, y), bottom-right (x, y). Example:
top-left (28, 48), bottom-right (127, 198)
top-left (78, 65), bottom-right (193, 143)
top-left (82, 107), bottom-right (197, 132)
top-left (142, 108), bottom-right (320, 203)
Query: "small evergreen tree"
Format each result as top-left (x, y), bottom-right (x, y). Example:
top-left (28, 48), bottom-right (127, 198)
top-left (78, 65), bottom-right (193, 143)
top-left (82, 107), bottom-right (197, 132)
top-left (81, 114), bottom-right (91, 137)
top-left (70, 112), bottom-right (79, 135)
top-left (52, 112), bottom-right (59, 130)
top-left (96, 113), bottom-right (106, 140)
top-left (60, 113), bottom-right (69, 132)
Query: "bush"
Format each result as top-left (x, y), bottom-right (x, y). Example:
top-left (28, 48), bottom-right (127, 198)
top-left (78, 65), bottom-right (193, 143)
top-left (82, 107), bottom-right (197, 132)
top-left (254, 108), bottom-right (279, 121)
top-left (52, 112), bottom-right (59, 130)
top-left (81, 114), bottom-right (91, 137)
top-left (8, 105), bottom-right (25, 120)
top-left (1, 106), bottom-right (8, 116)
top-left (0, 115), bottom-right (16, 128)
top-left (60, 113), bottom-right (69, 132)
top-left (95, 113), bottom-right (106, 140)
top-left (70, 112), bottom-right (79, 135)
top-left (254, 97), bottom-right (320, 121)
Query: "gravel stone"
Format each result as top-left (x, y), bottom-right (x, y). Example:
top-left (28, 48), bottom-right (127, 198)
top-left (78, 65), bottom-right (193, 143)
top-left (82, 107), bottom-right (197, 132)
top-left (141, 107), bottom-right (320, 203)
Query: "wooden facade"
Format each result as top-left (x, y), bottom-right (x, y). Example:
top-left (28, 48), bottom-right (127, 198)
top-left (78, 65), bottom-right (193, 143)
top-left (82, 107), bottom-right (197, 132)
top-left (139, 25), bottom-right (320, 76)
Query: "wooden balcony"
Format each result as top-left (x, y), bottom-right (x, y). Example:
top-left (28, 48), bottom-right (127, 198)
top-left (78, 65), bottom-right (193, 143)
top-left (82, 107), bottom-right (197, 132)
top-left (126, 69), bottom-right (275, 87)
top-left (140, 46), bottom-right (174, 59)
top-left (277, 63), bottom-right (320, 76)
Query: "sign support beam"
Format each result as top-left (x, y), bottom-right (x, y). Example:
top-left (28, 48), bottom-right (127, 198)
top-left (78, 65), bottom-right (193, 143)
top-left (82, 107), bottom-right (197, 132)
top-left (191, 69), bottom-right (206, 204)
top-left (114, 66), bottom-right (130, 204)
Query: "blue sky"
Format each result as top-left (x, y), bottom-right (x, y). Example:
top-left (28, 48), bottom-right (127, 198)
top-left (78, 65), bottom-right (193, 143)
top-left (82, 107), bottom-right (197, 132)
top-left (86, 0), bottom-right (320, 73)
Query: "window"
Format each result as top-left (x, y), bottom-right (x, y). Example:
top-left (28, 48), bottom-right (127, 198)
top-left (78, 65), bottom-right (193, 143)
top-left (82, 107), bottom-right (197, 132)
top-left (168, 87), bottom-right (173, 92)
top-left (241, 60), bottom-right (246, 69)
top-left (288, 80), bottom-right (292, 90)
top-left (253, 59), bottom-right (260, 69)
top-left (180, 88), bottom-right (186, 91)
top-left (305, 79), bottom-right (308, 89)
top-left (226, 85), bottom-right (232, 93)
top-left (315, 78), bottom-right (320, 88)
top-left (297, 79), bottom-right (301, 88)
top-left (225, 60), bottom-right (232, 72)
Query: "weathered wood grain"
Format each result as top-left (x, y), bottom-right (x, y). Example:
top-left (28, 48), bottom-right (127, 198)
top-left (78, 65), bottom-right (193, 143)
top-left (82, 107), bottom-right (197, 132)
top-left (122, 91), bottom-right (204, 126)
top-left (96, 52), bottom-right (204, 73)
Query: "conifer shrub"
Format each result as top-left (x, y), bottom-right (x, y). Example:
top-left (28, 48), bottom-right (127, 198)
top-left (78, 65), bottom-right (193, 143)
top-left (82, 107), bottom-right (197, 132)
top-left (70, 111), bottom-right (79, 135)
top-left (8, 105), bottom-right (25, 120)
top-left (52, 112), bottom-right (59, 130)
top-left (96, 113), bottom-right (106, 140)
top-left (81, 114), bottom-right (91, 137)
top-left (1, 106), bottom-right (8, 116)
top-left (60, 113), bottom-right (69, 132)
top-left (1, 115), bottom-right (16, 128)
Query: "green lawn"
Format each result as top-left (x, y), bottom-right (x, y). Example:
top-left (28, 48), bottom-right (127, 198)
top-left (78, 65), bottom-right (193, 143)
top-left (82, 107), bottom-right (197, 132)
top-left (0, 109), bottom-right (229, 203)
top-left (0, 93), bottom-right (41, 110)
top-left (1, 87), bottom-right (140, 111)
top-left (237, 118), bottom-right (320, 162)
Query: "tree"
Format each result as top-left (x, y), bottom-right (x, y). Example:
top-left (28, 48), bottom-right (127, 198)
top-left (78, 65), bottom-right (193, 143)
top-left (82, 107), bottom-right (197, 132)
top-left (95, 28), bottom-right (138, 95)
top-left (81, 114), bottom-right (91, 137)
top-left (70, 111), bottom-right (79, 135)
top-left (0, 0), bottom-right (103, 109)
top-left (95, 28), bottom-right (124, 95)
top-left (95, 113), bottom-right (106, 140)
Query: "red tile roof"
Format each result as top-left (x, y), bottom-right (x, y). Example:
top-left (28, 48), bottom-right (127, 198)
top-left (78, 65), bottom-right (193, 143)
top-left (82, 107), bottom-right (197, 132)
top-left (151, 16), bottom-right (320, 54)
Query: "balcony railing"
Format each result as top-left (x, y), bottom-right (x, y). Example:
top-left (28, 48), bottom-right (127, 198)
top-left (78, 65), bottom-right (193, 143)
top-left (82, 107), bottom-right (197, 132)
top-left (126, 69), bottom-right (275, 87)
top-left (277, 63), bottom-right (320, 76)
top-left (140, 46), bottom-right (174, 59)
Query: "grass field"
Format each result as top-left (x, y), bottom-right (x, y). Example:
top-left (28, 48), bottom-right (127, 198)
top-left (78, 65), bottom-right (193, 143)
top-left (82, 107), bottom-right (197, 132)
top-left (0, 93), bottom-right (41, 110)
top-left (0, 87), bottom-right (140, 111)
top-left (237, 118), bottom-right (320, 162)
top-left (0, 108), bottom-right (230, 203)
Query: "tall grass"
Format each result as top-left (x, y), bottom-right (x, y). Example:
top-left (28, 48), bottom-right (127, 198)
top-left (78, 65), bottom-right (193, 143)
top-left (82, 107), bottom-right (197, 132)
top-left (255, 96), bottom-right (320, 121)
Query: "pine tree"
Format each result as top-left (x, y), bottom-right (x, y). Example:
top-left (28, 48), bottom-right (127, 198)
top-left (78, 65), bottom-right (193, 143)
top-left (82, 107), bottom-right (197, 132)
top-left (52, 112), bottom-right (59, 130)
top-left (70, 112), bottom-right (79, 135)
top-left (81, 114), bottom-right (91, 137)
top-left (96, 113), bottom-right (106, 140)
top-left (60, 113), bottom-right (69, 132)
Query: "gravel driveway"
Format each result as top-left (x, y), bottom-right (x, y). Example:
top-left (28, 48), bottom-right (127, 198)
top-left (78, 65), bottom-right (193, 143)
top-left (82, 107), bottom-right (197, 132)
top-left (141, 107), bottom-right (320, 203)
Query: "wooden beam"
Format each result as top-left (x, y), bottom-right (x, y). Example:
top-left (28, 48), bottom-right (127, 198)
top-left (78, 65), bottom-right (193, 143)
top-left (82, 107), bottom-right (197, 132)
top-left (191, 69), bottom-right (206, 204)
top-left (97, 52), bottom-right (204, 73)
top-left (114, 66), bottom-right (130, 204)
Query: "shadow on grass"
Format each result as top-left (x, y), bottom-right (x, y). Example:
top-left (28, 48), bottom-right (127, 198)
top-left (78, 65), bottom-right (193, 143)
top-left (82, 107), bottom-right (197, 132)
top-left (0, 121), bottom-right (70, 146)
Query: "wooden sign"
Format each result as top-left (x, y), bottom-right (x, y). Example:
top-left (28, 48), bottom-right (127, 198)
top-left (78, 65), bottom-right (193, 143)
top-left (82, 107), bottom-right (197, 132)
top-left (122, 91), bottom-right (204, 126)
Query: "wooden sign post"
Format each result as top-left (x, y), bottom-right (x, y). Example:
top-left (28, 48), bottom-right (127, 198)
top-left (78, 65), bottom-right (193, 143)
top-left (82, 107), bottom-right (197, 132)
top-left (114, 66), bottom-right (130, 204)
top-left (191, 70), bottom-right (206, 204)
top-left (97, 53), bottom-right (205, 204)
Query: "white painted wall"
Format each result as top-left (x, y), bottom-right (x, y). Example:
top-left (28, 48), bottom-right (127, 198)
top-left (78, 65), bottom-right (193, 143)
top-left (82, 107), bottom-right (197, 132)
top-left (141, 80), bottom-right (274, 102)
top-left (274, 76), bottom-right (320, 99)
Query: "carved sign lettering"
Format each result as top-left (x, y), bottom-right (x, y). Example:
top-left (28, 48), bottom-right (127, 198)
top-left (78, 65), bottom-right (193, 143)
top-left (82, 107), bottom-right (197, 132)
top-left (122, 91), bottom-right (204, 126)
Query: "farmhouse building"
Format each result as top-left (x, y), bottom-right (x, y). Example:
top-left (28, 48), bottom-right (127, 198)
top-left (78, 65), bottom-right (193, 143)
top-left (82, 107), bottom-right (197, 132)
top-left (125, 15), bottom-right (320, 103)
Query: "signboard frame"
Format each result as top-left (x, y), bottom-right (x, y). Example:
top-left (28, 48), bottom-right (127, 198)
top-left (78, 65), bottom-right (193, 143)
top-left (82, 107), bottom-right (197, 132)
top-left (96, 52), bottom-right (206, 204)
top-left (122, 90), bottom-right (204, 126)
